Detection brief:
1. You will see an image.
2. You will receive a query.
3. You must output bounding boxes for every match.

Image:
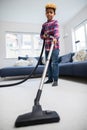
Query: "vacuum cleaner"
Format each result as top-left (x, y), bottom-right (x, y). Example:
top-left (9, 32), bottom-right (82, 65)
top-left (15, 36), bottom-right (60, 127)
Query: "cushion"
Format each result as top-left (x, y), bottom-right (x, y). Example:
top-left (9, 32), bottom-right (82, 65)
top-left (28, 57), bottom-right (38, 66)
top-left (60, 53), bottom-right (72, 63)
top-left (14, 59), bottom-right (31, 66)
top-left (14, 57), bottom-right (38, 66)
top-left (42, 57), bottom-right (46, 65)
top-left (35, 57), bottom-right (44, 65)
top-left (73, 49), bottom-right (87, 62)
top-left (18, 56), bottom-right (28, 60)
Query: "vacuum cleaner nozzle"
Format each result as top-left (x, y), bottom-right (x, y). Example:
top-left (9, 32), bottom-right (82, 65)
top-left (15, 105), bottom-right (60, 127)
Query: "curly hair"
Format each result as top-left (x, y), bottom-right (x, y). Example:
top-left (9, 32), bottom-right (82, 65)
top-left (45, 3), bottom-right (56, 13)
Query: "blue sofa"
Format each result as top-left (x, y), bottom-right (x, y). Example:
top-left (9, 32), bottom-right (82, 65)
top-left (71, 61), bottom-right (87, 77)
top-left (0, 65), bottom-right (44, 78)
top-left (0, 53), bottom-right (87, 78)
top-left (0, 56), bottom-right (44, 78)
top-left (59, 54), bottom-right (87, 77)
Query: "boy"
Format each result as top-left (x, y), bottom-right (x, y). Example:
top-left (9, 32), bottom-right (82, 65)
top-left (40, 3), bottom-right (60, 86)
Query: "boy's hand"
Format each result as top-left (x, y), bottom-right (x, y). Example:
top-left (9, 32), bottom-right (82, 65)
top-left (53, 38), bottom-right (57, 44)
top-left (43, 34), bottom-right (47, 39)
top-left (43, 33), bottom-right (48, 39)
top-left (43, 34), bottom-right (57, 44)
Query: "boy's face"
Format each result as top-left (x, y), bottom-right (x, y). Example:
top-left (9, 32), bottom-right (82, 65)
top-left (46, 8), bottom-right (55, 21)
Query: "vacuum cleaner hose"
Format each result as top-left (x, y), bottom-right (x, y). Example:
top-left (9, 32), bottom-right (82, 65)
top-left (0, 41), bottom-right (45, 87)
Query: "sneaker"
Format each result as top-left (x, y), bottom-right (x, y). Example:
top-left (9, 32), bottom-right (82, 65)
top-left (52, 81), bottom-right (58, 86)
top-left (44, 79), bottom-right (53, 84)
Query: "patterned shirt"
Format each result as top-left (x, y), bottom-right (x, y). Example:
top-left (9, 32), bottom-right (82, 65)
top-left (40, 20), bottom-right (60, 51)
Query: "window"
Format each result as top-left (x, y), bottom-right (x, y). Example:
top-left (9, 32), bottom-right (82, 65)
top-left (6, 32), bottom-right (43, 58)
top-left (73, 20), bottom-right (87, 52)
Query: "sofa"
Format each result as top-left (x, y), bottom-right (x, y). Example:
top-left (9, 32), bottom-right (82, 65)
top-left (0, 50), bottom-right (87, 78)
top-left (59, 51), bottom-right (87, 77)
top-left (0, 57), bottom-right (45, 78)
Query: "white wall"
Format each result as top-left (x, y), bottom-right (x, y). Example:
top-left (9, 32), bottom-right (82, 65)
top-left (63, 5), bottom-right (87, 54)
top-left (0, 0), bottom-right (45, 24)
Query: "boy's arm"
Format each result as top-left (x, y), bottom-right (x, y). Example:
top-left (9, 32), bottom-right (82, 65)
top-left (40, 25), bottom-right (45, 39)
top-left (40, 24), bottom-right (49, 39)
top-left (54, 20), bottom-right (60, 39)
top-left (52, 20), bottom-right (60, 44)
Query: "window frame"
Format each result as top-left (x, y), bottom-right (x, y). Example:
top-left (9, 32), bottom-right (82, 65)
top-left (73, 20), bottom-right (87, 52)
top-left (5, 32), bottom-right (43, 58)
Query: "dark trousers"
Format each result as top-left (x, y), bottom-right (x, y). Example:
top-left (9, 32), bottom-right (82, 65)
top-left (45, 49), bottom-right (59, 81)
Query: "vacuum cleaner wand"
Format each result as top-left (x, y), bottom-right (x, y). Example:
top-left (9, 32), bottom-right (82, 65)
top-left (15, 36), bottom-right (60, 127)
top-left (34, 36), bottom-right (54, 105)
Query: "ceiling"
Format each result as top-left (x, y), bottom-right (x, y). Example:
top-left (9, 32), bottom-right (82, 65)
top-left (0, 0), bottom-right (87, 25)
